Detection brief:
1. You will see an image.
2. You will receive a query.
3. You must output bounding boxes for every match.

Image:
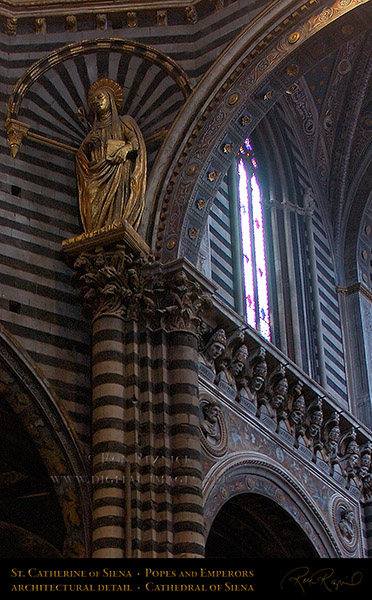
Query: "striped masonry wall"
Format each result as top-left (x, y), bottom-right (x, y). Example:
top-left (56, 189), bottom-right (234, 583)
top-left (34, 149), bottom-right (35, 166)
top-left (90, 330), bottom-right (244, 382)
top-left (312, 207), bottom-right (349, 403)
top-left (209, 174), bottom-right (236, 310)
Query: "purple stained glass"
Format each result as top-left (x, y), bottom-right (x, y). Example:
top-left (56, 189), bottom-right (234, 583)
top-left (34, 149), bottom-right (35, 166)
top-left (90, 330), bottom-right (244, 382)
top-left (238, 159), bottom-right (256, 330)
top-left (237, 151), bottom-right (270, 341)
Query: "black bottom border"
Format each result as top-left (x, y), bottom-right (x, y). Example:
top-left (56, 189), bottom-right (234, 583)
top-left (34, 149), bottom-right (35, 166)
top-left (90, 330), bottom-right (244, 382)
top-left (2, 557), bottom-right (371, 594)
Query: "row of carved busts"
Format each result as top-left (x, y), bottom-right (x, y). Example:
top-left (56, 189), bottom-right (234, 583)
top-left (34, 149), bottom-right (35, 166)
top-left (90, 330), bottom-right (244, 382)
top-left (198, 327), bottom-right (372, 499)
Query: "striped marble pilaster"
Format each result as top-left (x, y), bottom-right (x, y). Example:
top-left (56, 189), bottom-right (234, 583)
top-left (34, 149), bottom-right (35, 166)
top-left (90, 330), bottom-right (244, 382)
top-left (122, 319), bottom-right (141, 558)
top-left (138, 327), bottom-right (173, 558)
top-left (167, 328), bottom-right (205, 558)
top-left (91, 314), bottom-right (127, 558)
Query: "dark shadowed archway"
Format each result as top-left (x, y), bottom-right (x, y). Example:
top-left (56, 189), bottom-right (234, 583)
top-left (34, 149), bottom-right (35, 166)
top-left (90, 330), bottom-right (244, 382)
top-left (205, 492), bottom-right (319, 559)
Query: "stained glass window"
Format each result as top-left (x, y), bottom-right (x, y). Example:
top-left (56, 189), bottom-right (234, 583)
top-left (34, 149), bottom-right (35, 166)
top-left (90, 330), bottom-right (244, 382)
top-left (237, 138), bottom-right (271, 340)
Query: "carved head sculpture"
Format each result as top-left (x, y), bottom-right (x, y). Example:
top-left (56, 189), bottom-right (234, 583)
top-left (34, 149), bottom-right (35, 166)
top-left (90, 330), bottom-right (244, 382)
top-left (327, 424), bottom-right (341, 452)
top-left (202, 329), bottom-right (227, 363)
top-left (270, 368), bottom-right (288, 410)
top-left (249, 350), bottom-right (268, 392)
top-left (306, 398), bottom-right (323, 439)
top-left (322, 411), bottom-right (340, 455)
top-left (342, 507), bottom-right (355, 524)
top-left (360, 443), bottom-right (372, 479)
top-left (289, 383), bottom-right (306, 426)
top-left (338, 507), bottom-right (355, 543)
top-left (229, 344), bottom-right (248, 377)
top-left (200, 399), bottom-right (221, 442)
top-left (345, 440), bottom-right (360, 471)
top-left (202, 400), bottom-right (220, 424)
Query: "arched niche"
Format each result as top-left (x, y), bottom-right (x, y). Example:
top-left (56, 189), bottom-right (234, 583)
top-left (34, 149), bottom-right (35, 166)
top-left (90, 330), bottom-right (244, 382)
top-left (149, 0), bottom-right (372, 264)
top-left (5, 37), bottom-right (192, 240)
top-left (203, 455), bottom-right (342, 559)
top-left (0, 323), bottom-right (91, 557)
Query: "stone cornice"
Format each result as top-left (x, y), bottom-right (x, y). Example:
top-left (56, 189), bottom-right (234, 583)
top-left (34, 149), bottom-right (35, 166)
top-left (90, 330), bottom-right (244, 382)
top-left (0, 0), bottom-right (203, 18)
top-left (337, 282), bottom-right (372, 303)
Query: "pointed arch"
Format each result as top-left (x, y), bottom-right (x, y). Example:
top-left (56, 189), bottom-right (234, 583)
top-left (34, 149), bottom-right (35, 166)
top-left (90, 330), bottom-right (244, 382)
top-left (148, 0), bottom-right (371, 263)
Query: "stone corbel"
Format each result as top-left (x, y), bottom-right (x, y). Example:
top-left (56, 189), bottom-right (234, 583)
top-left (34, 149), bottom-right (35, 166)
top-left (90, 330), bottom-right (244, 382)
top-left (6, 119), bottom-right (30, 158)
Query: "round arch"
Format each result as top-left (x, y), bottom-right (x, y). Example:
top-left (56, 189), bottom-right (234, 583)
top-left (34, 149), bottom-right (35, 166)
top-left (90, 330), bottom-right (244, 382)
top-left (205, 492), bottom-right (319, 559)
top-left (0, 323), bottom-right (91, 557)
top-left (203, 455), bottom-right (342, 559)
top-left (148, 0), bottom-right (372, 264)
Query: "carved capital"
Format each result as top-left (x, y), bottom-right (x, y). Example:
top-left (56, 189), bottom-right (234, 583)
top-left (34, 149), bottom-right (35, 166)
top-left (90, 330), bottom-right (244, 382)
top-left (141, 262), bottom-right (213, 333)
top-left (72, 245), bottom-right (148, 321)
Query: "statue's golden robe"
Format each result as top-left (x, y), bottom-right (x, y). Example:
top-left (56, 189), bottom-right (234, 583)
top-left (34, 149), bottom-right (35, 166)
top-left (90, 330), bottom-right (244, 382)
top-left (76, 88), bottom-right (146, 233)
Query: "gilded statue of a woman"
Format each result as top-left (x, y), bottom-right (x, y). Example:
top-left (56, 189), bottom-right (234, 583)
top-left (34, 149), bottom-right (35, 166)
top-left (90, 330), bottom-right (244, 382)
top-left (76, 78), bottom-right (146, 233)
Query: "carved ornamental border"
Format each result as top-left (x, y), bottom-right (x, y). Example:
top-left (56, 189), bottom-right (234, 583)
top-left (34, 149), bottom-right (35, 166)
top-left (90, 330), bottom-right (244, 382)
top-left (0, 0), bottom-right (217, 18)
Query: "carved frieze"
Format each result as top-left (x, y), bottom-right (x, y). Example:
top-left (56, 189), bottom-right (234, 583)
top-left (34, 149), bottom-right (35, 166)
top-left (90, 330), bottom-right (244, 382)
top-left (198, 313), bottom-right (372, 500)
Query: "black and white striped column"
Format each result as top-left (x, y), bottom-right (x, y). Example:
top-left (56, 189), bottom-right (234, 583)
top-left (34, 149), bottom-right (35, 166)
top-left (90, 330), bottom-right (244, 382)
top-left (91, 314), bottom-right (127, 558)
top-left (168, 328), bottom-right (205, 558)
